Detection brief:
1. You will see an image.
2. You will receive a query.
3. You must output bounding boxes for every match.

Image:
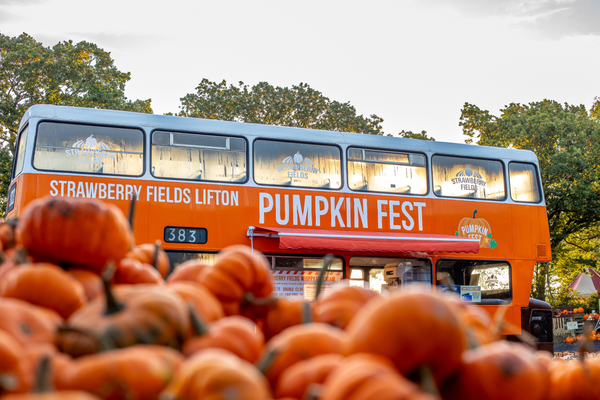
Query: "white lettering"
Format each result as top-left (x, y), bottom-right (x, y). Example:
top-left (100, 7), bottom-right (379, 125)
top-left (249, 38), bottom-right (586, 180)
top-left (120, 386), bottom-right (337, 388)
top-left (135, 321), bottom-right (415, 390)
top-left (330, 197), bottom-right (345, 228)
top-left (183, 188), bottom-right (191, 204)
top-left (231, 191), bottom-right (238, 206)
top-left (377, 200), bottom-right (388, 230)
top-left (50, 180), bottom-right (58, 196)
top-left (293, 194), bottom-right (312, 226)
top-left (315, 196), bottom-right (328, 227)
top-left (389, 200), bottom-right (401, 230)
top-left (259, 193), bottom-right (274, 224)
top-left (414, 202), bottom-right (426, 231)
top-left (401, 201), bottom-right (414, 231)
top-left (354, 198), bottom-right (368, 228)
top-left (275, 194), bottom-right (290, 225)
top-left (67, 181), bottom-right (76, 198)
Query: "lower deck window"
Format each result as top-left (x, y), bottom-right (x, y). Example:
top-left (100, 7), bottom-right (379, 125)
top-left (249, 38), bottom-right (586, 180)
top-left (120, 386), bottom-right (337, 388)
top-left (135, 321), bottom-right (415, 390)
top-left (349, 257), bottom-right (432, 294)
top-left (167, 251), bottom-right (217, 269)
top-left (436, 260), bottom-right (511, 304)
top-left (267, 255), bottom-right (344, 301)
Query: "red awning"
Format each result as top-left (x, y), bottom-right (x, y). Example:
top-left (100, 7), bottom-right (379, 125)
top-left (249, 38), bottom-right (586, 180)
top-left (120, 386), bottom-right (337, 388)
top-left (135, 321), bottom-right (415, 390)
top-left (247, 226), bottom-right (480, 254)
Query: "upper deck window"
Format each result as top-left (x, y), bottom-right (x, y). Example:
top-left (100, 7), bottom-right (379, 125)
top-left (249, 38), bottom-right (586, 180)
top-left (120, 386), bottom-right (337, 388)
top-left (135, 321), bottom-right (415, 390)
top-left (33, 122), bottom-right (144, 176)
top-left (347, 148), bottom-right (427, 195)
top-left (151, 131), bottom-right (247, 182)
top-left (13, 125), bottom-right (29, 178)
top-left (432, 155), bottom-right (505, 200)
top-left (254, 140), bottom-right (341, 189)
top-left (509, 162), bottom-right (541, 203)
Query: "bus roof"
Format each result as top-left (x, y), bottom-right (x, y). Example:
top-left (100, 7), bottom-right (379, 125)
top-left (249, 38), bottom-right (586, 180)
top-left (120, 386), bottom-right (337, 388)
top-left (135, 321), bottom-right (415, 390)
top-left (19, 104), bottom-right (539, 163)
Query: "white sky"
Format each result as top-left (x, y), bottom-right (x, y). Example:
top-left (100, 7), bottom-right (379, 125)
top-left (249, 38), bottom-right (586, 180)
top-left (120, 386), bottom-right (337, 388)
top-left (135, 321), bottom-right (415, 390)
top-left (2, 0), bottom-right (599, 143)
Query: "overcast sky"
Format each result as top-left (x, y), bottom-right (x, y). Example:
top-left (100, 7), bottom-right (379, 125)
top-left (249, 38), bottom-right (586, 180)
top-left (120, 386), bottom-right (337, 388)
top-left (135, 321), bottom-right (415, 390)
top-left (2, 0), bottom-right (599, 143)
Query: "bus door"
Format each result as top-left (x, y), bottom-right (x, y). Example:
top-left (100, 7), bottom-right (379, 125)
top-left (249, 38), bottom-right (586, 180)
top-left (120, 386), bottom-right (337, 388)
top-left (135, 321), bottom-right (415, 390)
top-left (348, 256), bottom-right (433, 294)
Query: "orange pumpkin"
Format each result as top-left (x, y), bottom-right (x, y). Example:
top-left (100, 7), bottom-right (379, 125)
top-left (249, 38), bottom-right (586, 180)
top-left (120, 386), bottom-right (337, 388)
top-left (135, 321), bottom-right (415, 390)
top-left (313, 285), bottom-right (382, 330)
top-left (165, 281), bottom-right (224, 336)
top-left (166, 259), bottom-right (210, 283)
top-left (263, 323), bottom-right (347, 387)
top-left (275, 353), bottom-right (343, 399)
top-left (441, 341), bottom-right (550, 400)
top-left (0, 263), bottom-right (86, 319)
top-left (182, 314), bottom-right (264, 363)
top-left (549, 357), bottom-right (600, 400)
top-left (0, 298), bottom-right (62, 346)
top-left (198, 245), bottom-right (273, 316)
top-left (319, 353), bottom-right (436, 400)
top-left (566, 336), bottom-right (575, 344)
top-left (345, 286), bottom-right (466, 384)
top-left (125, 241), bottom-right (171, 278)
top-left (112, 258), bottom-right (164, 285)
top-left (457, 209), bottom-right (492, 248)
top-left (58, 283), bottom-right (188, 357)
top-left (261, 298), bottom-right (313, 341)
top-left (68, 269), bottom-right (103, 302)
top-left (160, 348), bottom-right (272, 400)
top-left (56, 345), bottom-right (182, 400)
top-left (0, 330), bottom-right (32, 394)
top-left (16, 196), bottom-right (133, 273)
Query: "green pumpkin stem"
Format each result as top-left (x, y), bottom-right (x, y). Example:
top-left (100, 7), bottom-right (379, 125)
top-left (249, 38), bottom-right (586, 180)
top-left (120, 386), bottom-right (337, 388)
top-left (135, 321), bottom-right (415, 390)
top-left (188, 303), bottom-right (210, 337)
top-left (417, 365), bottom-right (441, 399)
top-left (315, 254), bottom-right (334, 300)
top-left (101, 263), bottom-right (124, 315)
top-left (255, 347), bottom-right (279, 376)
top-left (243, 292), bottom-right (278, 307)
top-left (128, 197), bottom-right (136, 231)
top-left (301, 301), bottom-right (312, 324)
top-left (33, 356), bottom-right (52, 393)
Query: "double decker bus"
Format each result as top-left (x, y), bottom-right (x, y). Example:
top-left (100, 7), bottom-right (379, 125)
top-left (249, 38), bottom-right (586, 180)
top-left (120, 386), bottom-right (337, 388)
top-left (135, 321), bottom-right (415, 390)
top-left (6, 105), bottom-right (553, 348)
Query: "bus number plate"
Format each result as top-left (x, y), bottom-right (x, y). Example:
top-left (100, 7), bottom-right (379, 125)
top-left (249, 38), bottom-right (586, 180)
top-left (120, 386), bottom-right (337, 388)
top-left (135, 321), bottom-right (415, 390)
top-left (164, 227), bottom-right (207, 244)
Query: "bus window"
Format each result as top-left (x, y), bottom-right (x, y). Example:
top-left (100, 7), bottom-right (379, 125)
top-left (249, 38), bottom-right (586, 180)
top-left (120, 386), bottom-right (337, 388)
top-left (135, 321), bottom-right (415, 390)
top-left (254, 140), bottom-right (341, 189)
top-left (432, 156), bottom-right (506, 200)
top-left (33, 122), bottom-right (144, 176)
top-left (436, 260), bottom-right (511, 304)
top-left (349, 256), bottom-right (432, 293)
top-left (509, 162), bottom-right (541, 203)
top-left (13, 125), bottom-right (29, 178)
top-left (347, 147), bottom-right (427, 194)
top-left (151, 131), bottom-right (247, 182)
top-left (167, 252), bottom-right (217, 268)
top-left (268, 255), bottom-right (344, 300)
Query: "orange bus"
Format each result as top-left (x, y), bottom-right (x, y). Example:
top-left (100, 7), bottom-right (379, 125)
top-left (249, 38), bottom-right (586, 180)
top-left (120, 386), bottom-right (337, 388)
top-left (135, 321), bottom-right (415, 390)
top-left (6, 105), bottom-right (553, 345)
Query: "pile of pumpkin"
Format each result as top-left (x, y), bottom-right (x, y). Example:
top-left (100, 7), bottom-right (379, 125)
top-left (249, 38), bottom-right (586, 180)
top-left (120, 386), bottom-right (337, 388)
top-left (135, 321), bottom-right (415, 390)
top-left (1, 196), bottom-right (600, 400)
top-left (565, 331), bottom-right (599, 343)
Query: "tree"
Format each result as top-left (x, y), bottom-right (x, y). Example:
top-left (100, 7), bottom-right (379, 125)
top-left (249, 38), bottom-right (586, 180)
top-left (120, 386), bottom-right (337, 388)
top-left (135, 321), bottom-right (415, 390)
top-left (460, 99), bottom-right (600, 301)
top-left (397, 130), bottom-right (435, 141)
top-left (177, 79), bottom-right (384, 135)
top-left (0, 33), bottom-right (152, 215)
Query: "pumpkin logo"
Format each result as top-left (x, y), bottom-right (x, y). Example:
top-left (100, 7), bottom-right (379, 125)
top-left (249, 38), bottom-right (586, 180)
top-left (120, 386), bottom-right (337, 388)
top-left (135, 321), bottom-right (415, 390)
top-left (73, 135), bottom-right (110, 150)
top-left (277, 151), bottom-right (319, 180)
top-left (455, 209), bottom-right (497, 249)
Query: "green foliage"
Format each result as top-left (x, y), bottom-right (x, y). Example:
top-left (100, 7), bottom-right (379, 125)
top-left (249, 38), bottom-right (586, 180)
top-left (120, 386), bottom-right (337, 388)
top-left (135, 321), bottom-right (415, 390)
top-left (397, 130), bottom-right (435, 141)
top-left (0, 147), bottom-right (12, 214)
top-left (552, 289), bottom-right (599, 314)
top-left (460, 99), bottom-right (600, 301)
top-left (177, 79), bottom-right (384, 135)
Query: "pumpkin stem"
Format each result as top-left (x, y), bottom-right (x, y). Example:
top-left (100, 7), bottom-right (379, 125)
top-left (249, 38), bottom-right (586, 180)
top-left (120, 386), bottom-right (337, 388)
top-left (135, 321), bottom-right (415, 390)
top-left (303, 383), bottom-right (322, 400)
top-left (101, 263), bottom-right (124, 315)
top-left (153, 240), bottom-right (161, 271)
top-left (13, 247), bottom-right (28, 265)
top-left (472, 209), bottom-right (478, 219)
top-left (33, 356), bottom-right (52, 393)
top-left (255, 347), bottom-right (279, 376)
top-left (243, 292), bottom-right (278, 307)
top-left (188, 303), bottom-right (210, 337)
top-left (128, 197), bottom-right (136, 232)
top-left (58, 325), bottom-right (115, 353)
top-left (417, 365), bottom-right (441, 399)
top-left (315, 254), bottom-right (334, 300)
top-left (0, 373), bottom-right (17, 391)
top-left (301, 301), bottom-right (312, 324)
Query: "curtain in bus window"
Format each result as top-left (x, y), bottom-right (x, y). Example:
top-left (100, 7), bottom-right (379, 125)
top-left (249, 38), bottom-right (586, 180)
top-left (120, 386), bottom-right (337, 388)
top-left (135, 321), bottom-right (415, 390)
top-left (347, 148), bottom-right (427, 194)
top-left (254, 140), bottom-right (341, 189)
top-left (151, 132), bottom-right (247, 182)
top-left (34, 122), bottom-right (144, 176)
top-left (432, 155), bottom-right (505, 200)
top-left (509, 162), bottom-right (541, 203)
top-left (14, 126), bottom-right (29, 177)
